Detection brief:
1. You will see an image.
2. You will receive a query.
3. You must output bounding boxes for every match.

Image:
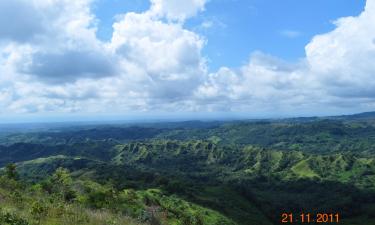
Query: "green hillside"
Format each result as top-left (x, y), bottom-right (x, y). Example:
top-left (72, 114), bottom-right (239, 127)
top-left (1, 116), bottom-right (375, 224)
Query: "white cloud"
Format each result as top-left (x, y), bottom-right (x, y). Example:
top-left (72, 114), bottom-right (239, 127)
top-left (0, 0), bottom-right (97, 44)
top-left (0, 0), bottom-right (208, 114)
top-left (110, 11), bottom-right (206, 100)
top-left (149, 0), bottom-right (207, 22)
top-left (194, 52), bottom-right (315, 112)
top-left (0, 0), bottom-right (375, 116)
top-left (193, 0), bottom-right (375, 113)
top-left (0, 0), bottom-right (115, 84)
top-left (306, 0), bottom-right (375, 98)
top-left (0, 0), bottom-right (44, 42)
top-left (19, 49), bottom-right (118, 83)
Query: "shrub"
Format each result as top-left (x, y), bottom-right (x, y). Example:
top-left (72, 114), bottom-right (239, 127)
top-left (5, 163), bottom-right (19, 180)
top-left (42, 167), bottom-right (77, 202)
top-left (0, 210), bottom-right (29, 225)
top-left (30, 201), bottom-right (47, 219)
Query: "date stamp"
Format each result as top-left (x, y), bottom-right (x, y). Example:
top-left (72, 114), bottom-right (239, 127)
top-left (281, 213), bottom-right (340, 223)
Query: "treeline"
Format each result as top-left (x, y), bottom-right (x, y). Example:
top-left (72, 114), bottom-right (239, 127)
top-left (5, 119), bottom-right (375, 154)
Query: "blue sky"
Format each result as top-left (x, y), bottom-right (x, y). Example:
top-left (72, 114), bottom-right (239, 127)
top-left (0, 0), bottom-right (374, 122)
top-left (94, 0), bottom-right (366, 70)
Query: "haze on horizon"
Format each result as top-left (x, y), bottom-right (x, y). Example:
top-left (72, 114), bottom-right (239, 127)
top-left (0, 0), bottom-right (374, 122)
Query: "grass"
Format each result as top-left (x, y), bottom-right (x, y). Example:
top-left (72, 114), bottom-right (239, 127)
top-left (291, 159), bottom-right (319, 178)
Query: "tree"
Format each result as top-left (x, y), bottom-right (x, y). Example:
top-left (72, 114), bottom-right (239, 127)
top-left (51, 167), bottom-right (72, 187)
top-left (5, 163), bottom-right (18, 180)
top-left (49, 167), bottom-right (76, 201)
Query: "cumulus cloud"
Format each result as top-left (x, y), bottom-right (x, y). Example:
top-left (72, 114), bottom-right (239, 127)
top-left (195, 52), bottom-right (313, 112)
top-left (0, 0), bottom-right (97, 43)
top-left (0, 0), bottom-right (208, 113)
top-left (0, 0), bottom-right (44, 42)
top-left (0, 0), bottom-right (375, 116)
top-left (1, 0), bottom-right (113, 83)
top-left (193, 0), bottom-right (375, 113)
top-left (306, 0), bottom-right (375, 98)
top-left (19, 50), bottom-right (117, 83)
top-left (110, 12), bottom-right (206, 100)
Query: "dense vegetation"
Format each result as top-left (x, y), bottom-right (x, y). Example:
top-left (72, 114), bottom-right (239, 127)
top-left (1, 112), bottom-right (375, 224)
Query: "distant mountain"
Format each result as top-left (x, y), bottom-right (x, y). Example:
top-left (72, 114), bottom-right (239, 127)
top-left (340, 111), bottom-right (375, 119)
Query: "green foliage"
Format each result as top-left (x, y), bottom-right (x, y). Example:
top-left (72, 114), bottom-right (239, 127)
top-left (0, 176), bottom-right (23, 191)
top-left (5, 163), bottom-right (18, 180)
top-left (0, 175), bottom-right (142, 225)
top-left (30, 201), bottom-right (47, 219)
top-left (78, 180), bottom-right (118, 209)
top-left (41, 167), bottom-right (76, 202)
top-left (0, 210), bottom-right (29, 225)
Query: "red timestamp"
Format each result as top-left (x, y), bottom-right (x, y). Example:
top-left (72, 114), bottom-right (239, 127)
top-left (281, 213), bottom-right (340, 223)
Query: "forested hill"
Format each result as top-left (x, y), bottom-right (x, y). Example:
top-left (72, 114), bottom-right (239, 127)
top-left (1, 113), bottom-right (375, 224)
top-left (4, 115), bottom-right (375, 154)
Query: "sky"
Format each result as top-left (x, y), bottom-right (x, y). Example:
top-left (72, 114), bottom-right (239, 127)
top-left (0, 0), bottom-right (374, 122)
top-left (94, 0), bottom-right (366, 70)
